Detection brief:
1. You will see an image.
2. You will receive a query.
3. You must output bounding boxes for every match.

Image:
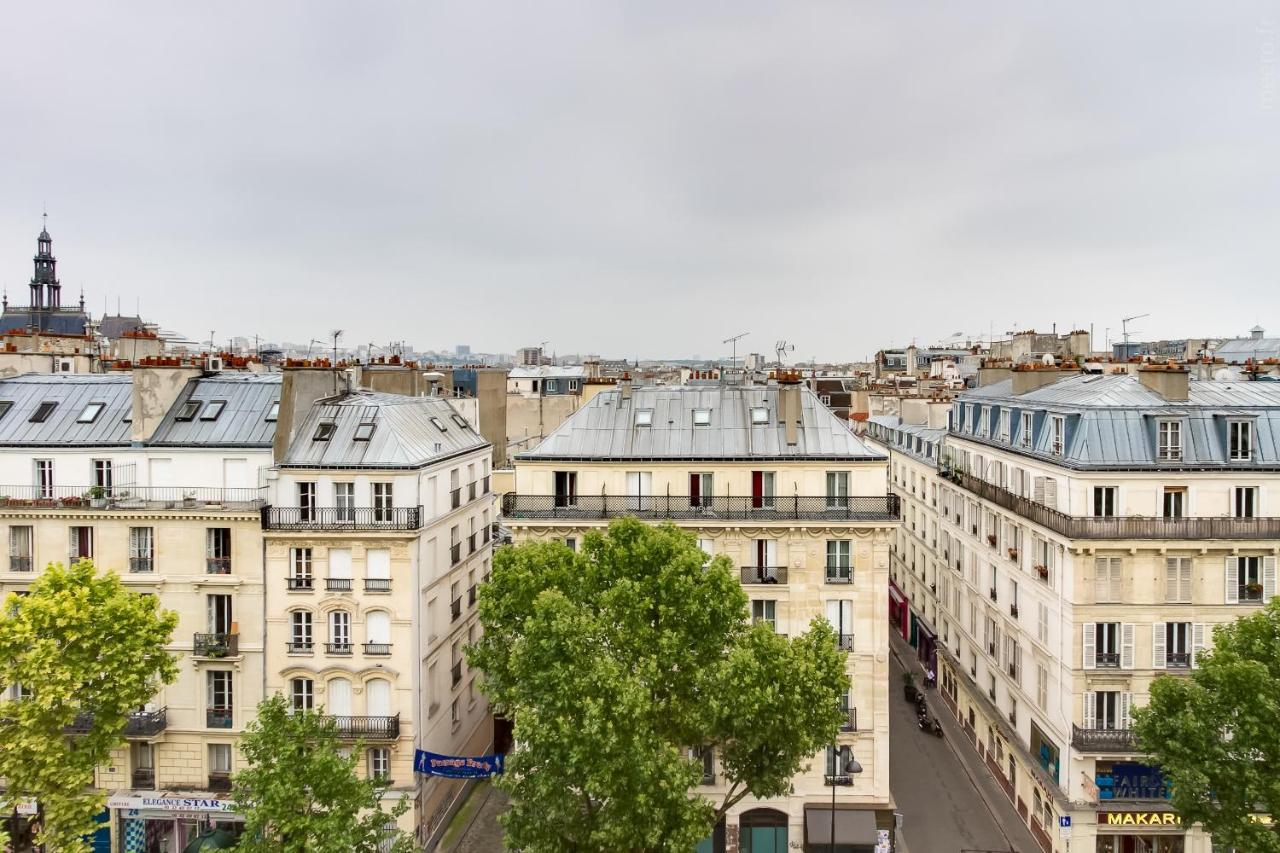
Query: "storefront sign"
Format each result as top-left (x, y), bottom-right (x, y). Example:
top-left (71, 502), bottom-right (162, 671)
top-left (1098, 812), bottom-right (1181, 827)
top-left (413, 751), bottom-right (504, 778)
top-left (1097, 763), bottom-right (1171, 800)
top-left (0, 798), bottom-right (37, 815)
top-left (106, 795), bottom-right (237, 814)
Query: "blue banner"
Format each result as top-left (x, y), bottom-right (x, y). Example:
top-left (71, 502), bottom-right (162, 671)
top-left (414, 750), bottom-right (505, 778)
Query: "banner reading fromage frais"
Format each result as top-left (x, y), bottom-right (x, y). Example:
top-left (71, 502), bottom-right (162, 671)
top-left (413, 750), bottom-right (504, 778)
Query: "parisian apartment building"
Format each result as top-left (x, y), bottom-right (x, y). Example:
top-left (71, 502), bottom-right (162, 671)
top-left (864, 363), bottom-right (1278, 853)
top-left (0, 361), bottom-right (495, 852)
top-left (500, 372), bottom-right (901, 853)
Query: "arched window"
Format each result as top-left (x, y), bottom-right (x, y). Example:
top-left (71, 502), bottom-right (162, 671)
top-left (328, 610), bottom-right (352, 653)
top-left (327, 677), bottom-right (352, 717)
top-left (366, 610), bottom-right (390, 645)
top-left (366, 678), bottom-right (391, 717)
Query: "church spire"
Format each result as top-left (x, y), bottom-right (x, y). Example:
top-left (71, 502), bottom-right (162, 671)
top-left (31, 214), bottom-right (59, 310)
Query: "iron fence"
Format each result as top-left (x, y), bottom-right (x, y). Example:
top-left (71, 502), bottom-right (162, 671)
top-left (502, 494), bottom-right (900, 522)
top-left (262, 506), bottom-right (422, 531)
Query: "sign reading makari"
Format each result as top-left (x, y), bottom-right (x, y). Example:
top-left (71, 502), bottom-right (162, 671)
top-left (413, 750), bottom-right (504, 778)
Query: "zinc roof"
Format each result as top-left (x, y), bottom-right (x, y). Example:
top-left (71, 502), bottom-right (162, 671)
top-left (149, 374), bottom-right (281, 447)
top-left (0, 374), bottom-right (133, 447)
top-left (279, 391), bottom-right (488, 469)
top-left (508, 366), bottom-right (587, 380)
top-left (517, 384), bottom-right (883, 461)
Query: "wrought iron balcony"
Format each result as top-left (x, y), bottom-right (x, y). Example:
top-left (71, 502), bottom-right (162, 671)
top-left (451, 598), bottom-right (462, 620)
top-left (0, 486), bottom-right (266, 511)
top-left (206, 708), bottom-right (233, 729)
top-left (286, 641), bottom-right (314, 654)
top-left (502, 494), bottom-right (900, 523)
top-left (208, 771), bottom-right (232, 792)
top-left (451, 662), bottom-right (462, 687)
top-left (944, 468), bottom-right (1280, 540)
top-left (741, 566), bottom-right (787, 585)
top-left (450, 543), bottom-right (461, 564)
top-left (839, 707), bottom-right (858, 732)
top-left (328, 714), bottom-right (399, 740)
top-left (132, 768), bottom-right (155, 789)
top-left (1072, 725), bottom-right (1137, 753)
top-left (825, 565), bottom-right (853, 584)
top-left (364, 578), bottom-right (391, 592)
top-left (326, 577), bottom-right (353, 591)
top-left (193, 633), bottom-right (238, 658)
top-left (287, 576), bottom-right (313, 590)
top-left (836, 633), bottom-right (854, 652)
top-left (206, 557), bottom-right (231, 575)
top-left (129, 557), bottom-right (154, 573)
top-left (363, 642), bottom-right (392, 656)
top-left (65, 707), bottom-right (168, 737)
top-left (261, 506), bottom-right (422, 531)
top-left (325, 642), bottom-right (353, 656)
top-left (1095, 652), bottom-right (1120, 668)
top-left (1166, 652), bottom-right (1192, 668)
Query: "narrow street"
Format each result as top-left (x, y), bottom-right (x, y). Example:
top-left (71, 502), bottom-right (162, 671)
top-left (889, 642), bottom-right (1041, 853)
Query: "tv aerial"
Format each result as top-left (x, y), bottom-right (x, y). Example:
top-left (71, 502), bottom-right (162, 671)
top-left (775, 339), bottom-right (795, 366)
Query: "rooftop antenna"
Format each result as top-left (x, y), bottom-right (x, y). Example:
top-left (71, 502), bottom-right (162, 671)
top-left (723, 332), bottom-right (748, 369)
top-left (774, 339), bottom-right (794, 366)
top-left (1121, 313), bottom-right (1150, 349)
top-left (330, 329), bottom-right (343, 393)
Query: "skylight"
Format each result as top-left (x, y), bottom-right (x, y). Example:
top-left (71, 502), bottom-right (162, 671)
top-left (313, 422), bottom-right (336, 441)
top-left (430, 416), bottom-right (448, 432)
top-left (750, 407), bottom-right (769, 425)
top-left (451, 413), bottom-right (471, 430)
top-left (175, 401), bottom-right (201, 422)
top-left (30, 402), bottom-right (57, 423)
top-left (635, 409), bottom-right (653, 427)
top-left (77, 402), bottom-right (106, 424)
top-left (265, 401), bottom-right (280, 422)
top-left (0, 401), bottom-right (11, 421)
top-left (693, 409), bottom-right (712, 426)
top-left (353, 422), bottom-right (376, 441)
top-left (200, 400), bottom-right (227, 421)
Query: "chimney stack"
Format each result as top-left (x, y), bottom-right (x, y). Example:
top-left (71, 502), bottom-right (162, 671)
top-left (131, 362), bottom-right (203, 443)
top-left (777, 369), bottom-right (802, 445)
top-left (273, 365), bottom-right (342, 461)
top-left (1138, 364), bottom-right (1190, 401)
top-left (618, 373), bottom-right (633, 402)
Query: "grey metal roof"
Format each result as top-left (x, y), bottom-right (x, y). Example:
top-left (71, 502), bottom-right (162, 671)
top-left (508, 366), bottom-right (587, 380)
top-left (954, 374), bottom-right (1280, 469)
top-left (149, 374), bottom-right (281, 448)
top-left (0, 374), bottom-right (133, 447)
top-left (279, 391), bottom-right (488, 469)
top-left (864, 417), bottom-right (945, 467)
top-left (517, 384), bottom-right (884, 461)
top-left (1212, 336), bottom-right (1280, 363)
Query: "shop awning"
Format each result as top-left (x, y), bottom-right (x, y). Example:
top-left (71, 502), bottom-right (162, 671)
top-left (888, 583), bottom-right (906, 605)
top-left (805, 807), bottom-right (879, 845)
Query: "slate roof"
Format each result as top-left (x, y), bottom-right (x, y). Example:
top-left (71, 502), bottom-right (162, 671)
top-left (517, 384), bottom-right (884, 461)
top-left (279, 391), bottom-right (488, 469)
top-left (953, 374), bottom-right (1280, 469)
top-left (0, 374), bottom-right (133, 447)
top-left (508, 366), bottom-right (587, 380)
top-left (1213, 336), bottom-right (1280, 364)
top-left (0, 309), bottom-right (92, 335)
top-left (98, 314), bottom-right (149, 339)
top-left (149, 374), bottom-right (281, 447)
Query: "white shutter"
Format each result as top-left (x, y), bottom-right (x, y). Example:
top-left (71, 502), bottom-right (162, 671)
top-left (367, 678), bottom-right (391, 716)
top-left (1083, 691), bottom-right (1097, 729)
top-left (1164, 558), bottom-right (1180, 602)
top-left (366, 610), bottom-right (390, 644)
top-left (1191, 623), bottom-right (1206, 668)
top-left (1180, 559), bottom-right (1193, 603)
top-left (327, 678), bottom-right (352, 716)
top-left (329, 548), bottom-right (352, 579)
top-left (1264, 557), bottom-right (1277, 599)
top-left (367, 548), bottom-right (391, 580)
top-left (1120, 623), bottom-right (1135, 669)
top-left (1083, 623), bottom-right (1096, 669)
top-left (1043, 478), bottom-right (1058, 510)
top-left (1111, 559), bottom-right (1124, 603)
top-left (1033, 477), bottom-right (1046, 504)
top-left (1094, 558), bottom-right (1110, 603)
top-left (1152, 623), bottom-right (1166, 669)
top-left (1120, 692), bottom-right (1133, 730)
top-left (1225, 557), bottom-right (1240, 604)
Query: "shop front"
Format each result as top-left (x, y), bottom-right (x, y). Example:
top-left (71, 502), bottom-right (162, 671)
top-left (887, 581), bottom-right (908, 641)
top-left (803, 806), bottom-right (895, 853)
top-left (107, 793), bottom-right (244, 853)
top-left (1095, 811), bottom-right (1185, 853)
top-left (912, 616), bottom-right (937, 680)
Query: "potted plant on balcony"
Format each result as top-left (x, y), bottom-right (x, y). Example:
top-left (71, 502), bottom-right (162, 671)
top-left (987, 534), bottom-right (998, 547)
top-left (1035, 564), bottom-right (1050, 580)
top-left (1007, 547), bottom-right (1019, 561)
top-left (1246, 581), bottom-right (1264, 596)
top-left (88, 485), bottom-right (108, 508)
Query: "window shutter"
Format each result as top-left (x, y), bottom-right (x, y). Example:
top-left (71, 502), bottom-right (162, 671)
top-left (1164, 558), bottom-right (1179, 602)
top-left (1033, 477), bottom-right (1046, 504)
top-left (1264, 557), bottom-right (1277, 600)
top-left (1152, 623), bottom-right (1166, 669)
top-left (1110, 559), bottom-right (1123, 603)
top-left (1120, 623), bottom-right (1135, 669)
top-left (1082, 691), bottom-right (1096, 729)
top-left (1225, 557), bottom-right (1240, 605)
top-left (1191, 623), bottom-right (1206, 668)
top-left (1043, 478), bottom-right (1057, 510)
top-left (1094, 558), bottom-right (1111, 603)
top-left (1083, 623), bottom-right (1096, 669)
top-left (1180, 558), bottom-right (1192, 603)
top-left (1120, 692), bottom-right (1133, 730)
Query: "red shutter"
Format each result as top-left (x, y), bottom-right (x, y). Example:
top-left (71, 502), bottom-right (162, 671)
top-left (752, 471), bottom-right (764, 508)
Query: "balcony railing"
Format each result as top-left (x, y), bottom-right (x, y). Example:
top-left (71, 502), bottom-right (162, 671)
top-left (286, 641), bottom-right (314, 654)
top-left (450, 543), bottom-right (461, 564)
top-left (502, 494), bottom-right (901, 522)
top-left (825, 565), bottom-right (853, 584)
top-left (326, 642), bottom-right (353, 655)
top-left (132, 768), bottom-right (155, 789)
top-left (208, 771), bottom-right (232, 792)
top-left (261, 506), bottom-right (423, 531)
top-left (468, 584), bottom-right (477, 605)
top-left (129, 557), bottom-right (154, 573)
top-left (451, 598), bottom-right (462, 621)
top-left (365, 578), bottom-right (391, 592)
top-left (451, 662), bottom-right (462, 686)
top-left (193, 633), bottom-right (238, 658)
top-left (326, 577), bottom-right (352, 591)
top-left (0, 485), bottom-right (267, 511)
top-left (1166, 652), bottom-right (1192, 668)
top-left (207, 708), bottom-right (233, 729)
top-left (740, 566), bottom-right (787, 585)
top-left (1072, 725), bottom-right (1137, 753)
top-left (945, 468), bottom-right (1280, 539)
top-left (328, 714), bottom-right (399, 740)
top-left (451, 489), bottom-right (462, 510)
top-left (66, 707), bottom-right (168, 737)
top-left (1095, 652), bottom-right (1120, 668)
top-left (287, 576), bottom-right (313, 590)
top-left (363, 642), bottom-right (392, 656)
top-left (8, 555), bottom-right (31, 572)
top-left (836, 633), bottom-right (854, 652)
top-left (839, 707), bottom-right (858, 731)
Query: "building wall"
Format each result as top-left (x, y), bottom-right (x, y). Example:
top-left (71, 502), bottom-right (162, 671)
top-left (505, 394), bottom-right (580, 456)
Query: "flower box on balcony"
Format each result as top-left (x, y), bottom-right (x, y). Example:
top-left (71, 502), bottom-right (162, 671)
top-left (987, 534), bottom-right (998, 547)
top-left (1035, 565), bottom-right (1049, 580)
top-left (1007, 548), bottom-right (1019, 561)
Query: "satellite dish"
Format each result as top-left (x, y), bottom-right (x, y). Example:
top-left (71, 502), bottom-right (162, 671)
top-left (1042, 354), bottom-right (1056, 366)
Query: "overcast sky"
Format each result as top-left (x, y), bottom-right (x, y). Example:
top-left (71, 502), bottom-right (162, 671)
top-left (2, 2), bottom-right (1278, 361)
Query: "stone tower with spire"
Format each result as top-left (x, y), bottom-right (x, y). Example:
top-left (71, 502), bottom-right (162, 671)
top-left (0, 215), bottom-right (93, 334)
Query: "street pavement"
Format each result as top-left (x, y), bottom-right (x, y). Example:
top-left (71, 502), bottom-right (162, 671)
top-left (889, 640), bottom-right (1042, 853)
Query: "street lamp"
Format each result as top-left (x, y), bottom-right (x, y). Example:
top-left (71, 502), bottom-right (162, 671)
top-left (829, 745), bottom-right (863, 853)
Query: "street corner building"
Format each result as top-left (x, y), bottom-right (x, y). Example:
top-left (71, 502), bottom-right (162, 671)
top-left (501, 372), bottom-right (901, 853)
top-left (863, 363), bottom-right (1280, 853)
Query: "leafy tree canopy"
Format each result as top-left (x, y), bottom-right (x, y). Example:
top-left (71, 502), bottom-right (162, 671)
top-left (0, 560), bottom-right (179, 852)
top-left (468, 519), bottom-right (850, 853)
top-left (1134, 598), bottom-right (1280, 853)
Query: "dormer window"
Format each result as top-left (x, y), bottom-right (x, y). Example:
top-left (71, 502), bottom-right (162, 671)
top-left (978, 407), bottom-right (988, 437)
top-left (1157, 420), bottom-right (1182, 461)
top-left (175, 401), bottom-right (201, 422)
top-left (966, 405), bottom-right (976, 434)
top-left (429, 416), bottom-right (448, 432)
top-left (1229, 420), bottom-right (1252, 461)
top-left (750, 407), bottom-right (769, 424)
top-left (1050, 416), bottom-right (1065, 456)
top-left (353, 422), bottom-right (376, 441)
top-left (30, 402), bottom-right (57, 423)
top-left (998, 410), bottom-right (1011, 443)
top-left (635, 409), bottom-right (653, 427)
top-left (200, 400), bottom-right (226, 421)
top-left (693, 409), bottom-right (712, 426)
top-left (313, 422), bottom-right (336, 441)
top-left (1019, 411), bottom-right (1033, 449)
top-left (265, 401), bottom-right (279, 422)
top-left (76, 402), bottom-right (106, 424)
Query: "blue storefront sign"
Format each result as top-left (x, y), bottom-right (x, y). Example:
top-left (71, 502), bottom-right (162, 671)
top-left (413, 750), bottom-right (504, 778)
top-left (1096, 762), bottom-right (1171, 800)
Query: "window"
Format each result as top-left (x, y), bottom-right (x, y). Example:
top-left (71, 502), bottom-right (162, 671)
top-left (290, 611), bottom-right (313, 651)
top-left (545, 380), bottom-right (558, 393)
top-left (1019, 411), bottom-right (1033, 449)
top-left (553, 471), bottom-right (578, 508)
top-left (826, 471), bottom-right (850, 508)
top-left (1233, 487), bottom-right (1258, 519)
top-left (429, 416), bottom-right (448, 432)
top-left (329, 610), bottom-right (352, 651)
top-left (634, 409), bottom-right (653, 427)
top-left (978, 407), bottom-right (989, 437)
top-left (129, 527), bottom-right (154, 572)
top-left (450, 413), bottom-right (470, 431)
top-left (692, 409), bottom-right (711, 426)
top-left (298, 482), bottom-right (316, 522)
top-left (290, 547), bottom-right (313, 589)
top-left (207, 671), bottom-right (233, 728)
top-left (827, 600), bottom-right (854, 650)
top-left (206, 593), bottom-right (232, 636)
top-left (175, 401), bottom-right (201, 421)
top-left (209, 743), bottom-right (232, 773)
top-left (335, 482), bottom-right (355, 521)
top-left (826, 540), bottom-right (852, 582)
top-left (750, 407), bottom-right (769, 424)
top-left (751, 599), bottom-right (776, 630)
top-left (1162, 487), bottom-right (1186, 519)
top-left (8, 526), bottom-right (32, 572)
top-left (368, 748), bottom-right (390, 780)
top-left (200, 400), bottom-right (226, 421)
top-left (1083, 690), bottom-right (1130, 731)
top-left (68, 526), bottom-right (93, 562)
top-left (30, 401), bottom-right (57, 423)
top-left (998, 410), bottom-right (1011, 442)
top-left (206, 527), bottom-right (231, 573)
top-left (1156, 622), bottom-right (1193, 668)
top-left (372, 482), bottom-right (393, 521)
top-left (1084, 622), bottom-right (1132, 669)
top-left (1050, 416), bottom-right (1064, 455)
top-left (1095, 557), bottom-right (1123, 603)
top-left (0, 401), bottom-right (11, 421)
top-left (1165, 556), bottom-right (1192, 603)
top-left (34, 459), bottom-right (53, 499)
top-left (265, 400), bottom-right (280, 421)
top-left (289, 677), bottom-right (314, 711)
top-left (312, 422), bottom-right (336, 441)
top-left (353, 422), bottom-right (376, 441)
top-left (689, 472), bottom-right (713, 508)
top-left (1157, 420), bottom-right (1182, 461)
top-left (1229, 420), bottom-right (1253, 461)
top-left (1092, 486), bottom-right (1117, 518)
top-left (91, 459), bottom-right (112, 493)
top-left (76, 402), bottom-right (105, 424)
top-left (1228, 555), bottom-right (1274, 603)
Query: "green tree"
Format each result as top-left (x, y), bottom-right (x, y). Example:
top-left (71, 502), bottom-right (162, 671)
top-left (1133, 598), bottom-right (1280, 852)
top-left (468, 518), bottom-right (850, 853)
top-left (0, 559), bottom-right (179, 852)
top-left (231, 694), bottom-right (413, 853)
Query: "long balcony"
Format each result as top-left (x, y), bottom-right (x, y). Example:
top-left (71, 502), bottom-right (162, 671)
top-left (1072, 725), bottom-right (1138, 753)
top-left (261, 506), bottom-right (423, 531)
top-left (0, 486), bottom-right (266, 511)
top-left (328, 714), bottom-right (400, 740)
top-left (193, 633), bottom-right (238, 658)
top-left (740, 566), bottom-right (787, 585)
top-left (65, 707), bottom-right (168, 737)
top-left (945, 468), bottom-right (1280, 540)
top-left (502, 494), bottom-right (900, 523)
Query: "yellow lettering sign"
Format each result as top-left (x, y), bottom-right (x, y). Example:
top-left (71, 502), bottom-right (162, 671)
top-left (1101, 812), bottom-right (1181, 827)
